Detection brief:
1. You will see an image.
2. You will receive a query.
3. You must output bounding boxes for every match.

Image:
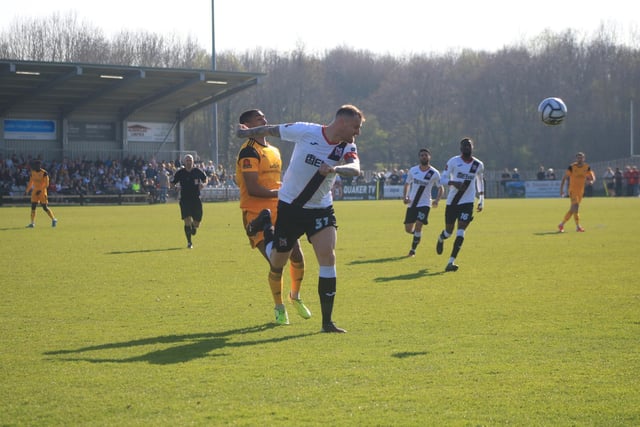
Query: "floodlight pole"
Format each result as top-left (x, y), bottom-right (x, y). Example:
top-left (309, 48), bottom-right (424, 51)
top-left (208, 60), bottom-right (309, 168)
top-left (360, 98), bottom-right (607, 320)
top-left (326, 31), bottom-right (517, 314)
top-left (211, 0), bottom-right (219, 165)
top-left (631, 98), bottom-right (635, 157)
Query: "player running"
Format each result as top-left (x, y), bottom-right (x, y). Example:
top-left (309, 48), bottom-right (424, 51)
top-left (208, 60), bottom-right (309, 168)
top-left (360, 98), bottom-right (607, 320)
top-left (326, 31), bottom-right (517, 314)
top-left (403, 148), bottom-right (443, 257)
top-left (172, 154), bottom-right (207, 248)
top-left (436, 138), bottom-right (485, 272)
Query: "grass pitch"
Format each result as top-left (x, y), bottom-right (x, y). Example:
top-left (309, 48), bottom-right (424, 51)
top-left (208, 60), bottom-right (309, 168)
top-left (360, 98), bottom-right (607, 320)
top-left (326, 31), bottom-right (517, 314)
top-left (1, 198), bottom-right (639, 426)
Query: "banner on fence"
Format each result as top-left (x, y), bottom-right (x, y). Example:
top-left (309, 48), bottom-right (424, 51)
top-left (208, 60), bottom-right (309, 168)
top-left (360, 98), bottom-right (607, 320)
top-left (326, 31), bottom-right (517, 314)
top-left (127, 122), bottom-right (175, 142)
top-left (4, 119), bottom-right (57, 140)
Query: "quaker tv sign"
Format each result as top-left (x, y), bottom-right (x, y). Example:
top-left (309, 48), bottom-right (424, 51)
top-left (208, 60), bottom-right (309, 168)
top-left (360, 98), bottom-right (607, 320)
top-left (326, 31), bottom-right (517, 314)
top-left (340, 184), bottom-right (377, 200)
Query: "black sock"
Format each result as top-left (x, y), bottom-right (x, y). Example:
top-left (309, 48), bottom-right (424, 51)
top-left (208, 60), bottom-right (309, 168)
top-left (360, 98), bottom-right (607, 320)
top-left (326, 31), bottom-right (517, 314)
top-left (451, 236), bottom-right (464, 258)
top-left (191, 225), bottom-right (197, 236)
top-left (318, 277), bottom-right (337, 325)
top-left (184, 225), bottom-right (192, 243)
top-left (412, 234), bottom-right (421, 251)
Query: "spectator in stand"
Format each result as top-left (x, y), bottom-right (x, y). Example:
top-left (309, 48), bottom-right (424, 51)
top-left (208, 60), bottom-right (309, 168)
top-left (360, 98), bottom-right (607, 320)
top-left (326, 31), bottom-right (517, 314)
top-left (631, 166), bottom-right (640, 196)
top-left (145, 163), bottom-right (157, 181)
top-left (603, 167), bottom-right (615, 196)
top-left (114, 176), bottom-right (126, 194)
top-left (157, 166), bottom-right (171, 203)
top-left (376, 171), bottom-right (386, 199)
top-left (511, 168), bottom-right (521, 181)
top-left (122, 173), bottom-right (131, 193)
top-left (623, 166), bottom-right (633, 196)
top-left (537, 166), bottom-right (546, 180)
top-left (131, 176), bottom-right (142, 193)
top-left (208, 172), bottom-right (221, 187)
top-left (500, 168), bottom-right (511, 195)
top-left (614, 167), bottom-right (623, 196)
top-left (584, 174), bottom-right (594, 197)
top-left (143, 177), bottom-right (157, 202)
top-left (206, 160), bottom-right (216, 177)
top-left (546, 168), bottom-right (556, 180)
top-left (388, 168), bottom-right (402, 185)
top-left (217, 164), bottom-right (226, 183)
top-left (400, 168), bottom-right (408, 184)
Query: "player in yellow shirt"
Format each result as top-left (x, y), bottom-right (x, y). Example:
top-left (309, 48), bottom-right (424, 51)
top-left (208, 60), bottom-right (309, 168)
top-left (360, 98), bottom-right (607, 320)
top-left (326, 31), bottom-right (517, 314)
top-left (25, 160), bottom-right (57, 228)
top-left (558, 152), bottom-right (595, 232)
top-left (235, 109), bottom-right (310, 325)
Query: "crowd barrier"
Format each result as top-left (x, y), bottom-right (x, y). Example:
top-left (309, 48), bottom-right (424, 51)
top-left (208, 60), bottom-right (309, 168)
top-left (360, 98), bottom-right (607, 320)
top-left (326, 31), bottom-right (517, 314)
top-left (0, 193), bottom-right (152, 206)
top-left (0, 187), bottom-right (241, 206)
top-left (2, 181), bottom-right (585, 207)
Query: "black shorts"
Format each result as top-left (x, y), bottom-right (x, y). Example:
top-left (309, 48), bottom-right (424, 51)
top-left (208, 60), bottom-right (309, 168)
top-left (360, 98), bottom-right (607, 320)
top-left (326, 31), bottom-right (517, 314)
top-left (404, 206), bottom-right (431, 225)
top-left (444, 202), bottom-right (474, 225)
top-left (179, 197), bottom-right (203, 222)
top-left (274, 201), bottom-right (336, 252)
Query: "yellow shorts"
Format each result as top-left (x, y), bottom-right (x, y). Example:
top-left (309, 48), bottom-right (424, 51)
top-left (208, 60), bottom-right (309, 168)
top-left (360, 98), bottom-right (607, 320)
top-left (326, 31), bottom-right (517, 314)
top-left (242, 208), bottom-right (278, 249)
top-left (30, 191), bottom-right (48, 205)
top-left (569, 191), bottom-right (583, 205)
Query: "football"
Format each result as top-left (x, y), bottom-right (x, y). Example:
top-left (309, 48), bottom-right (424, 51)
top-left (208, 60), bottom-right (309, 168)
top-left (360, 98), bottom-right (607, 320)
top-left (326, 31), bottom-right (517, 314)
top-left (538, 97), bottom-right (567, 125)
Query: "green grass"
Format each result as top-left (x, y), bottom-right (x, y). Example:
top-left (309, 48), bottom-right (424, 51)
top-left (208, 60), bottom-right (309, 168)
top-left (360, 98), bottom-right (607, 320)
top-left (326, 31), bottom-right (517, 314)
top-left (1, 198), bottom-right (639, 426)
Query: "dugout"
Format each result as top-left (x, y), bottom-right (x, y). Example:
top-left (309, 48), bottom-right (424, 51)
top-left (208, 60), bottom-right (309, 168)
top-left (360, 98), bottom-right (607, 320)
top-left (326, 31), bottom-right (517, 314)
top-left (0, 59), bottom-right (264, 161)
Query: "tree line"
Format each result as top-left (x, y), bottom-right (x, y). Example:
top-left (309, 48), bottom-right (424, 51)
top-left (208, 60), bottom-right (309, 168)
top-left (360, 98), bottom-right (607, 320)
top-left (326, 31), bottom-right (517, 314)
top-left (1, 12), bottom-right (639, 173)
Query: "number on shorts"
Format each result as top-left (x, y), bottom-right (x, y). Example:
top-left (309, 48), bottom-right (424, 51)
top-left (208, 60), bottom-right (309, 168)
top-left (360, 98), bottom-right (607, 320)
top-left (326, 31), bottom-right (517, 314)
top-left (315, 216), bottom-right (329, 230)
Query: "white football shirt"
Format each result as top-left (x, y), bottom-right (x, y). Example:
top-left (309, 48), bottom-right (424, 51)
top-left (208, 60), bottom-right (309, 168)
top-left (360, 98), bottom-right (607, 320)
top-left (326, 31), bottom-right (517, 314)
top-left (405, 165), bottom-right (441, 207)
top-left (441, 155), bottom-right (485, 205)
top-left (278, 122), bottom-right (359, 208)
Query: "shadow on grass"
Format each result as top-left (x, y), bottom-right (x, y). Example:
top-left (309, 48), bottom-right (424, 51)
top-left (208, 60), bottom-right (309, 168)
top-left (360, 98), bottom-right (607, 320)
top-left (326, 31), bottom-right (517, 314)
top-left (0, 226), bottom-right (33, 231)
top-left (373, 268), bottom-right (444, 282)
top-left (43, 323), bottom-right (314, 365)
top-left (392, 351), bottom-right (429, 358)
top-left (106, 247), bottom-right (184, 254)
top-left (348, 256), bottom-right (408, 265)
top-left (533, 231), bottom-right (565, 236)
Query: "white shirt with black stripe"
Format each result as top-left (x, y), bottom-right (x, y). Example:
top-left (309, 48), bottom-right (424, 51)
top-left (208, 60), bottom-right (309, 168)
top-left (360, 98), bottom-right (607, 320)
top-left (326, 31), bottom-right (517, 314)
top-left (278, 122), bottom-right (359, 209)
top-left (405, 165), bottom-right (441, 208)
top-left (441, 155), bottom-right (485, 206)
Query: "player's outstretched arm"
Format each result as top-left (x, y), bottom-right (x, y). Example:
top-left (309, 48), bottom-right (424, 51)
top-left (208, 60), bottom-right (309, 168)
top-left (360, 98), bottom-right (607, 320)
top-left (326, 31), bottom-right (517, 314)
top-left (236, 124), bottom-right (281, 139)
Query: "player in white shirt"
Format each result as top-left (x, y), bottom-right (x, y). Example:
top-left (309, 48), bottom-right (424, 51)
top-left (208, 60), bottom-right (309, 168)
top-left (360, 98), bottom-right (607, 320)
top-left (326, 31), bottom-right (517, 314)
top-left (237, 105), bottom-right (364, 333)
top-left (403, 149), bottom-right (444, 257)
top-left (436, 138), bottom-right (485, 272)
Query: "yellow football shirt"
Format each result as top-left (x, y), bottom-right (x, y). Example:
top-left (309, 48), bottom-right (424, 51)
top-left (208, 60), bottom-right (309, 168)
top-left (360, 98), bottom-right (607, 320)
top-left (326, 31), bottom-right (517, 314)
top-left (565, 162), bottom-right (594, 196)
top-left (27, 169), bottom-right (50, 203)
top-left (235, 139), bottom-right (281, 212)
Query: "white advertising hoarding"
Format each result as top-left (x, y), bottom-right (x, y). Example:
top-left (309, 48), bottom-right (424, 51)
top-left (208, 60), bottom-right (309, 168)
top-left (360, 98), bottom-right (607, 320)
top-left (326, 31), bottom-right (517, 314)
top-left (127, 122), bottom-right (175, 142)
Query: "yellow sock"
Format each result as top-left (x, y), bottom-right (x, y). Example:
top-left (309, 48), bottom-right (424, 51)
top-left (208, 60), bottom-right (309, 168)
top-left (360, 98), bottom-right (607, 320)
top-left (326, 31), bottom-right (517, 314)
top-left (268, 270), bottom-right (283, 305)
top-left (289, 260), bottom-right (305, 297)
top-left (574, 212), bottom-right (580, 225)
top-left (563, 212), bottom-right (572, 223)
top-left (46, 209), bottom-right (55, 220)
